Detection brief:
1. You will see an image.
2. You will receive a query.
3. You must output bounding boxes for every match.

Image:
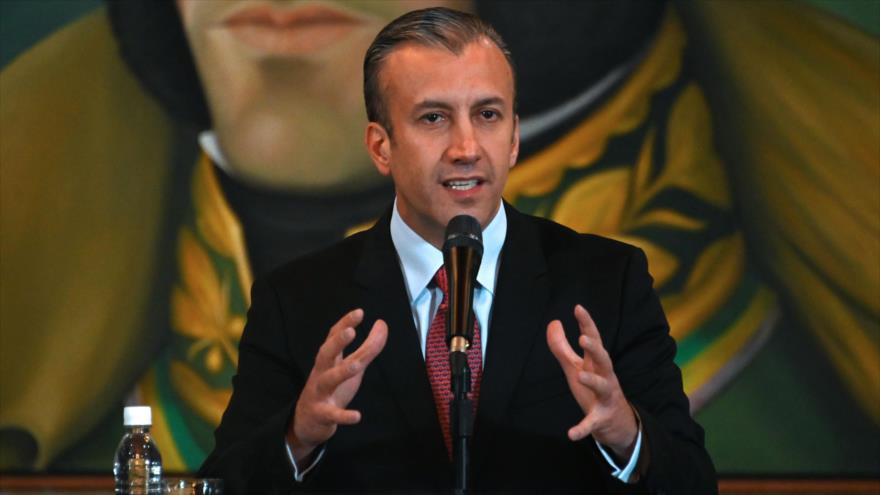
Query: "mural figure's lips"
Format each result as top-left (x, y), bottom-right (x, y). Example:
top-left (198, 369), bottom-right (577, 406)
top-left (223, 3), bottom-right (364, 56)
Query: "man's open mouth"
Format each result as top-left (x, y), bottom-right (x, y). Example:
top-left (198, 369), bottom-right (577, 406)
top-left (443, 179), bottom-right (481, 191)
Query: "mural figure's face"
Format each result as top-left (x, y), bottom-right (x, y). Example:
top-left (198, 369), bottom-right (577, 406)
top-left (366, 39), bottom-right (519, 248)
top-left (176, 0), bottom-right (470, 192)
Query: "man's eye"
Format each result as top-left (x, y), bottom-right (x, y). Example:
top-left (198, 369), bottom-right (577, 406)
top-left (422, 113), bottom-right (443, 123)
top-left (481, 110), bottom-right (498, 120)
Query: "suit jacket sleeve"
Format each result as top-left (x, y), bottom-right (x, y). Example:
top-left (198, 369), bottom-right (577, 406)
top-left (611, 247), bottom-right (717, 494)
top-left (198, 278), bottom-right (314, 494)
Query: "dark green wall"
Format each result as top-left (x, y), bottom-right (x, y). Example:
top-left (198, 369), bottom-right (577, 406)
top-left (0, 0), bottom-right (101, 68)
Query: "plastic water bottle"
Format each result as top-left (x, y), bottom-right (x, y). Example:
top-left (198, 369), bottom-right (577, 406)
top-left (113, 406), bottom-right (163, 494)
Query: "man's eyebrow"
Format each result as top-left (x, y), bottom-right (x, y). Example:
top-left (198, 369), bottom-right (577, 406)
top-left (412, 100), bottom-right (454, 112)
top-left (473, 96), bottom-right (505, 108)
top-left (411, 96), bottom-right (507, 113)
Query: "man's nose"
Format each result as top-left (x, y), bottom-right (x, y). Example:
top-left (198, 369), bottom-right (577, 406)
top-left (447, 120), bottom-right (480, 165)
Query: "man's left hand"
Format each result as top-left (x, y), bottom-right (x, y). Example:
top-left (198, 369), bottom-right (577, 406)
top-left (547, 304), bottom-right (638, 460)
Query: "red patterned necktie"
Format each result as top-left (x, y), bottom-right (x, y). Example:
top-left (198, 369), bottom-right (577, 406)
top-left (425, 266), bottom-right (483, 458)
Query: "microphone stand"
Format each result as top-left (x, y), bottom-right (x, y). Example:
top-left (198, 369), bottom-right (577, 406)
top-left (449, 346), bottom-right (472, 495)
top-left (443, 215), bottom-right (482, 495)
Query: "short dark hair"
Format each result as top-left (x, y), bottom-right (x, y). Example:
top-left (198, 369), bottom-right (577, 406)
top-left (363, 7), bottom-right (516, 135)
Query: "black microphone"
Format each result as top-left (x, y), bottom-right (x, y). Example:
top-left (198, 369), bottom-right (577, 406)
top-left (442, 215), bottom-right (483, 356)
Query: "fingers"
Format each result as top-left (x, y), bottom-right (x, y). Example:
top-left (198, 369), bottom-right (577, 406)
top-left (333, 308), bottom-right (365, 336)
top-left (315, 356), bottom-right (363, 395)
top-left (574, 304), bottom-right (599, 339)
top-left (574, 305), bottom-right (614, 374)
top-left (315, 309), bottom-right (364, 371)
top-left (578, 334), bottom-right (613, 375)
top-left (577, 369), bottom-right (612, 399)
top-left (316, 402), bottom-right (361, 426)
top-left (552, 306), bottom-right (626, 445)
top-left (347, 319), bottom-right (388, 366)
top-left (568, 414), bottom-right (598, 442)
top-left (316, 320), bottom-right (388, 395)
top-left (546, 320), bottom-right (583, 371)
top-left (294, 311), bottom-right (382, 450)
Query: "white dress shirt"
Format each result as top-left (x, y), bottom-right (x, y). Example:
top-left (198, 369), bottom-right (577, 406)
top-left (389, 199), bottom-right (504, 360)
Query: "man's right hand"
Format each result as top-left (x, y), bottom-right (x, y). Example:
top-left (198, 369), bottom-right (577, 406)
top-left (286, 309), bottom-right (388, 463)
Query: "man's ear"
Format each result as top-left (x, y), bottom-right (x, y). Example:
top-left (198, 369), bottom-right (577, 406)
top-left (509, 115), bottom-right (520, 169)
top-left (365, 122), bottom-right (392, 176)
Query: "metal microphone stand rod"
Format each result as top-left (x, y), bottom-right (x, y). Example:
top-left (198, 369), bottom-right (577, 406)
top-left (450, 343), bottom-right (472, 495)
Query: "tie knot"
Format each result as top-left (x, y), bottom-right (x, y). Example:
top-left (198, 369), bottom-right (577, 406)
top-left (433, 266), bottom-right (449, 295)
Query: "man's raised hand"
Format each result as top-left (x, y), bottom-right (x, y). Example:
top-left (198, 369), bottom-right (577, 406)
top-left (287, 309), bottom-right (388, 462)
top-left (546, 305), bottom-right (639, 460)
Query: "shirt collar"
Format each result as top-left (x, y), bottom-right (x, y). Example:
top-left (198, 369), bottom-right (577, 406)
top-left (198, 130), bottom-right (233, 174)
top-left (390, 199), bottom-right (507, 303)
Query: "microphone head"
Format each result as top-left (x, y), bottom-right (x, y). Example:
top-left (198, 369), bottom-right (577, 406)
top-left (443, 215), bottom-right (483, 255)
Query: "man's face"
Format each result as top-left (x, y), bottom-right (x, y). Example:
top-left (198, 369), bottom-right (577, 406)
top-left (367, 39), bottom-right (519, 247)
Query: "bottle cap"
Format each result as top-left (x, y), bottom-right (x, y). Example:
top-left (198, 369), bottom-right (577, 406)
top-left (123, 406), bottom-right (152, 426)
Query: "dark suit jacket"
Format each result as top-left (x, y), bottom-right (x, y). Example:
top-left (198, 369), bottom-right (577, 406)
top-left (199, 205), bottom-right (717, 494)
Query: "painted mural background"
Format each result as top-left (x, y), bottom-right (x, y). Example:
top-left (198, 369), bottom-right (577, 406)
top-left (1, 0), bottom-right (877, 475)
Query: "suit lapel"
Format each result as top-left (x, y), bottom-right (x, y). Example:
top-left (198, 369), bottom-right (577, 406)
top-left (473, 205), bottom-right (549, 469)
top-left (353, 212), bottom-right (447, 456)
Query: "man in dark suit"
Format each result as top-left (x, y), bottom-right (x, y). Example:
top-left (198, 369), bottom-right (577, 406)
top-left (200, 7), bottom-right (716, 494)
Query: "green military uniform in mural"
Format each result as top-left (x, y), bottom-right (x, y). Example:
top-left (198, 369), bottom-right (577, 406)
top-left (1, 0), bottom-right (877, 474)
